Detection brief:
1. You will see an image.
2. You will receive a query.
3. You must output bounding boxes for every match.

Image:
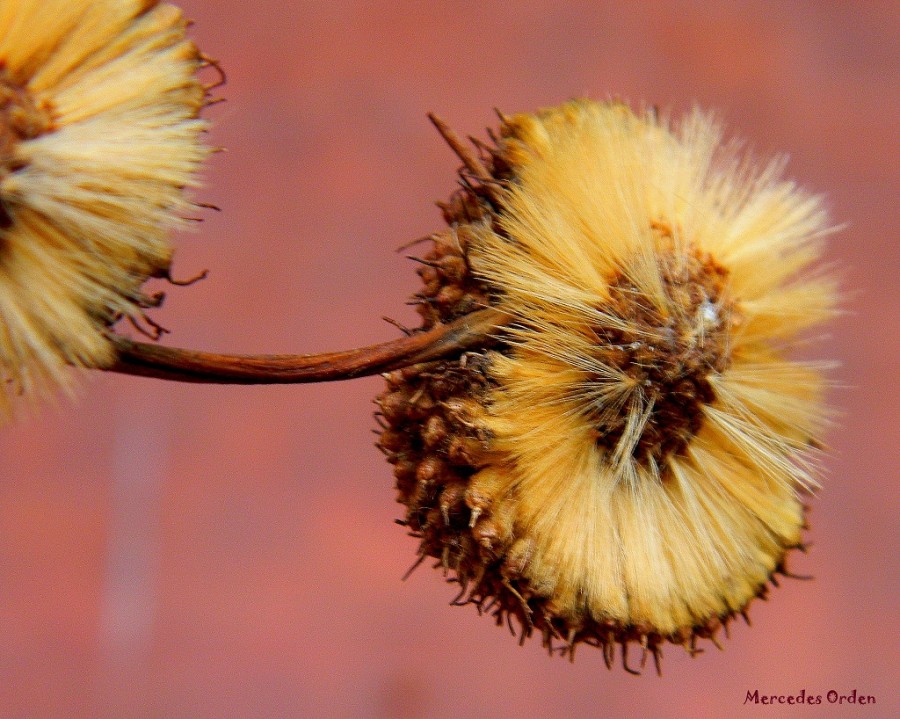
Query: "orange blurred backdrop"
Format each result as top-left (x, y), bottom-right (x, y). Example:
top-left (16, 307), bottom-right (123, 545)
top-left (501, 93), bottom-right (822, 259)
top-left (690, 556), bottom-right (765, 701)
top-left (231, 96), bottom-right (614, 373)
top-left (1, 1), bottom-right (897, 717)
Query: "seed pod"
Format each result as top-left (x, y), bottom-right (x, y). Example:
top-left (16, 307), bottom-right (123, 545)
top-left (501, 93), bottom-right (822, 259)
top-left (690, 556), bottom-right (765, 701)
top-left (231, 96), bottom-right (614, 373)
top-left (0, 0), bottom-right (212, 414)
top-left (376, 100), bottom-right (836, 671)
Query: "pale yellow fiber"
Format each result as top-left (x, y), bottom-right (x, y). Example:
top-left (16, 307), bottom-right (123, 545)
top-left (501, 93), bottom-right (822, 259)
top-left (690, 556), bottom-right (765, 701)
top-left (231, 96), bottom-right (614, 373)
top-left (466, 100), bottom-right (835, 638)
top-left (0, 0), bottom-right (209, 413)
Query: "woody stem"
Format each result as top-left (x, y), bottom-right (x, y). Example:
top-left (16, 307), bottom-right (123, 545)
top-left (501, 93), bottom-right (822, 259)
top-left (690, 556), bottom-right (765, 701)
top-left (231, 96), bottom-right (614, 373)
top-left (104, 307), bottom-right (509, 384)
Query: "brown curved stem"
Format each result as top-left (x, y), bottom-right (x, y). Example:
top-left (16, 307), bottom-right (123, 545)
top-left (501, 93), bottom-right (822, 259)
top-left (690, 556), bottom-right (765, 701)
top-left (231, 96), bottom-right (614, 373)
top-left (105, 307), bottom-right (510, 384)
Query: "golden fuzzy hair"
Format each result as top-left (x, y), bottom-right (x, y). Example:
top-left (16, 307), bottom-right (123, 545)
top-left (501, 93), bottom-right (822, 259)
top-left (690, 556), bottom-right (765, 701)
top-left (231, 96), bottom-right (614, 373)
top-left (470, 100), bottom-right (835, 635)
top-left (0, 0), bottom-right (209, 412)
top-left (380, 99), bottom-right (836, 666)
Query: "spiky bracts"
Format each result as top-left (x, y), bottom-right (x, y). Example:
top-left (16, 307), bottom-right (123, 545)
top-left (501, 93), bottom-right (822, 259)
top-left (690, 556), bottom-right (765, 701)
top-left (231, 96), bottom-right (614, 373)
top-left (0, 0), bottom-right (213, 412)
top-left (377, 100), bottom-right (835, 671)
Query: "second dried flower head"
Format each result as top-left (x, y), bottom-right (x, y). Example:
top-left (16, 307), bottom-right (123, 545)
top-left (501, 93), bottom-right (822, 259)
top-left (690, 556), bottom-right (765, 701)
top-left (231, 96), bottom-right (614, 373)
top-left (378, 100), bottom-right (835, 669)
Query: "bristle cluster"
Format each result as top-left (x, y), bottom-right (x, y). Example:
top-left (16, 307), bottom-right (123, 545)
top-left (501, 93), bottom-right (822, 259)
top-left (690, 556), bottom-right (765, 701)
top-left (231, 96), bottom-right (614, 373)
top-left (586, 242), bottom-right (734, 468)
top-left (0, 0), bottom-right (212, 413)
top-left (0, 67), bottom-right (53, 206)
top-left (378, 100), bottom-right (835, 671)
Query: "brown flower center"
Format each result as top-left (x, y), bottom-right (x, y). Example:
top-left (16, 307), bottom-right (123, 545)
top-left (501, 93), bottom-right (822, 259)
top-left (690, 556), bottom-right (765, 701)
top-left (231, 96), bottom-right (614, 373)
top-left (590, 240), bottom-right (735, 468)
top-left (0, 66), bottom-right (53, 226)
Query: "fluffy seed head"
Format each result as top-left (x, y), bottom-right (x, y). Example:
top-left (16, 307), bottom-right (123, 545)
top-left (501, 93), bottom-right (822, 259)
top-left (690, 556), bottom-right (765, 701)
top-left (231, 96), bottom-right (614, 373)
top-left (0, 0), bottom-right (211, 412)
top-left (377, 100), bottom-right (836, 669)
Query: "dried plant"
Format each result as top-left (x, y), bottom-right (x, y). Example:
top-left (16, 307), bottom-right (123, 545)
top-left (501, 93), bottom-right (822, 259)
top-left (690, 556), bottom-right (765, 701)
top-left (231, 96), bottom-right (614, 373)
top-left (0, 1), bottom-right (837, 673)
top-left (0, 0), bottom-right (212, 412)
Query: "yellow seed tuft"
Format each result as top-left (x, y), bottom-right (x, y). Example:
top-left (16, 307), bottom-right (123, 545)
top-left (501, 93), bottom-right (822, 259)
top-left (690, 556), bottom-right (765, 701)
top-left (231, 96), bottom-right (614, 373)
top-left (0, 0), bottom-right (211, 414)
top-left (378, 99), bottom-right (836, 670)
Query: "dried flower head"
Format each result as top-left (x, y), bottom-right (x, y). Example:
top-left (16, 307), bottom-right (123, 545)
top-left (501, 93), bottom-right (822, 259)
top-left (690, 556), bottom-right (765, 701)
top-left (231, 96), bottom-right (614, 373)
top-left (378, 100), bottom-right (835, 670)
top-left (0, 0), bottom-right (211, 411)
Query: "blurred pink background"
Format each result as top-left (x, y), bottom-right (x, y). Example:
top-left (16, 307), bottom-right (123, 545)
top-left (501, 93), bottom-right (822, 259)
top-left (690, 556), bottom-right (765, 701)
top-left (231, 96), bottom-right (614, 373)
top-left (1, 1), bottom-right (897, 717)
